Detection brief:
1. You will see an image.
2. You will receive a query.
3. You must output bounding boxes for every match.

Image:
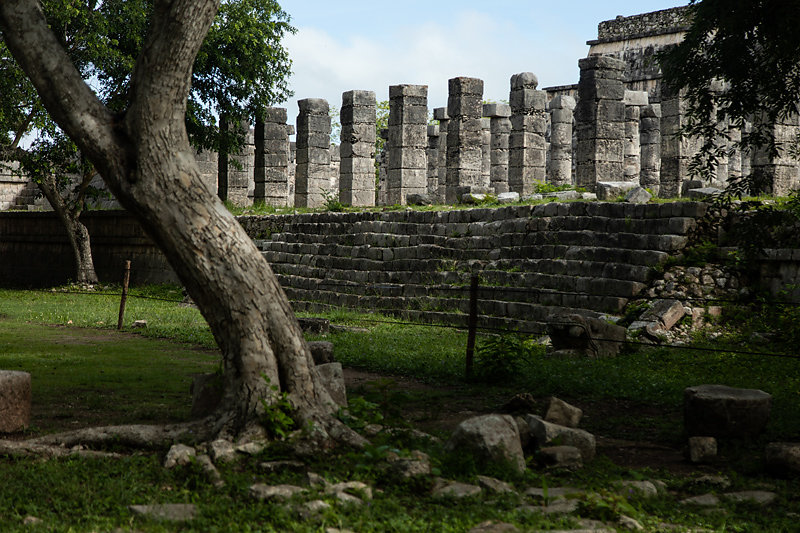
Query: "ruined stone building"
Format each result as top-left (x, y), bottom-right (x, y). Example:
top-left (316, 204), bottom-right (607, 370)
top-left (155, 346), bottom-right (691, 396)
top-left (2, 6), bottom-right (797, 211)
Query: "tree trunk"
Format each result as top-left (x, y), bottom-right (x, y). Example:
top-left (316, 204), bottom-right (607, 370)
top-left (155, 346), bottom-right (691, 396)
top-left (37, 176), bottom-right (99, 285)
top-left (0, 0), bottom-right (352, 442)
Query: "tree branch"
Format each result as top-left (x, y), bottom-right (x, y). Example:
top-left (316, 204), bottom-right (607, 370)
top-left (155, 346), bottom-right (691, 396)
top-left (0, 0), bottom-right (126, 182)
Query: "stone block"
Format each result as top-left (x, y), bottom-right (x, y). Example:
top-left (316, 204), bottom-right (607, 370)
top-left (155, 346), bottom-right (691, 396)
top-left (341, 106), bottom-right (376, 125)
top-left (538, 445), bottom-right (582, 469)
top-left (521, 415), bottom-right (596, 461)
top-left (550, 108), bottom-right (573, 124)
top-left (389, 124), bottom-right (427, 148)
top-left (687, 436), bottom-right (717, 463)
top-left (549, 95), bottom-right (576, 111)
top-left (623, 90), bottom-right (649, 107)
top-left (448, 94), bottom-right (483, 118)
top-left (0, 370), bottom-right (31, 432)
top-left (510, 115), bottom-right (547, 135)
top-left (625, 186), bottom-right (653, 204)
top-left (546, 313), bottom-right (626, 358)
top-left (389, 84), bottom-right (428, 99)
top-left (640, 299), bottom-right (684, 330)
top-left (449, 76), bottom-right (484, 96)
top-left (389, 105), bottom-right (428, 125)
top-left (262, 107), bottom-right (288, 123)
top-left (482, 103), bottom-right (512, 118)
top-left (298, 98), bottom-right (329, 115)
top-left (510, 71), bottom-right (538, 89)
top-left (510, 89), bottom-right (547, 114)
top-left (342, 89), bottom-right (376, 107)
top-left (684, 384), bottom-right (772, 438)
top-left (544, 397), bottom-right (583, 428)
top-left (296, 115), bottom-right (331, 134)
top-left (433, 107), bottom-right (450, 121)
top-left (445, 414), bottom-right (526, 474)
top-left (339, 158), bottom-right (375, 175)
top-left (581, 79), bottom-right (625, 101)
top-left (578, 55), bottom-right (626, 72)
top-left (387, 148), bottom-right (427, 170)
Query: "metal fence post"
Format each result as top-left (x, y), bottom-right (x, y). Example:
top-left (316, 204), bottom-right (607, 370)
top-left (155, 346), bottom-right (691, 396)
top-left (465, 274), bottom-right (479, 378)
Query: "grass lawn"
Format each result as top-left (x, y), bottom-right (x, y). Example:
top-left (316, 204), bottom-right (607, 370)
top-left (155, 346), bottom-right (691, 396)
top-left (0, 286), bottom-right (799, 532)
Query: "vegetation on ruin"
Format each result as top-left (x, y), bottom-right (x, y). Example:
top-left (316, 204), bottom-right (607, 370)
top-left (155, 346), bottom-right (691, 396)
top-left (659, 0), bottom-right (800, 186)
top-left (1, 285), bottom-right (799, 530)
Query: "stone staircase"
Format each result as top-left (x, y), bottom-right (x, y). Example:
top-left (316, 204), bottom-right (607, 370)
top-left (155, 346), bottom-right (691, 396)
top-left (247, 201), bottom-right (705, 334)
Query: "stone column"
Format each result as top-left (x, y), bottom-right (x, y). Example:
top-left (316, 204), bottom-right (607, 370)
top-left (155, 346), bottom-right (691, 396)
top-left (287, 125), bottom-right (296, 207)
top-left (195, 149), bottom-right (218, 194)
top-left (295, 98), bottom-right (331, 208)
top-left (547, 96), bottom-right (576, 187)
top-left (446, 77), bottom-right (485, 203)
top-left (639, 104), bottom-right (662, 194)
top-left (339, 90), bottom-right (377, 206)
top-left (623, 90), bottom-right (649, 183)
top-left (329, 143), bottom-right (340, 194)
top-left (254, 107), bottom-right (290, 207)
top-left (426, 124), bottom-right (440, 198)
top-left (509, 72), bottom-right (546, 195)
top-left (483, 103), bottom-right (512, 194)
top-left (660, 87), bottom-right (701, 197)
top-left (217, 117), bottom-right (254, 206)
top-left (481, 117), bottom-right (491, 190)
top-left (575, 56), bottom-right (625, 192)
top-left (751, 113), bottom-right (800, 195)
top-left (377, 128), bottom-right (388, 205)
top-left (387, 84), bottom-right (428, 205)
top-left (434, 107), bottom-right (449, 203)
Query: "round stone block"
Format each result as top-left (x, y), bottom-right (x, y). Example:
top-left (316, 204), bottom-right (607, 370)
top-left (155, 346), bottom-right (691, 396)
top-left (684, 384), bottom-right (771, 439)
top-left (0, 370), bottom-right (31, 433)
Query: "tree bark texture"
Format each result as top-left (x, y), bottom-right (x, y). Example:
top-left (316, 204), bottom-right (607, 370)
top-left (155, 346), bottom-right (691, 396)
top-left (0, 0), bottom-right (339, 438)
top-left (37, 174), bottom-right (99, 284)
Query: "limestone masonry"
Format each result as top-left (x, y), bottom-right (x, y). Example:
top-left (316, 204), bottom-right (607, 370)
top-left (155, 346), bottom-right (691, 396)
top-left (3, 6), bottom-right (797, 210)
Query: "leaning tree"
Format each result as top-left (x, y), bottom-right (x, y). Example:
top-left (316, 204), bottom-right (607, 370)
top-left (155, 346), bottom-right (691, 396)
top-left (0, 0), bottom-right (362, 449)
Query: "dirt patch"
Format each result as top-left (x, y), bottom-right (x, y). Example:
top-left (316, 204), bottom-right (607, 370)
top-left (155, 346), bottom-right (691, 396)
top-left (344, 368), bottom-right (694, 475)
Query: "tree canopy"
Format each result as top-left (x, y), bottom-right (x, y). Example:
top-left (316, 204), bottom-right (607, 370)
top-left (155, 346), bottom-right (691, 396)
top-left (0, 0), bottom-right (294, 283)
top-left (659, 0), bottom-right (800, 182)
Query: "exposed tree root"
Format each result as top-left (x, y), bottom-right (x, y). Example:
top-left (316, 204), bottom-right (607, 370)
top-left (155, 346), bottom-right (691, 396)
top-left (0, 413), bottom-right (367, 460)
top-left (0, 440), bottom-right (122, 459)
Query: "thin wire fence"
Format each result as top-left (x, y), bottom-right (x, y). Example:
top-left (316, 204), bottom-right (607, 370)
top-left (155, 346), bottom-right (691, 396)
top-left (8, 269), bottom-right (799, 367)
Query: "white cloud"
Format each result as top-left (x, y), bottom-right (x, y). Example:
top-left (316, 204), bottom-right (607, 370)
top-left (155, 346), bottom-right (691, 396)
top-left (281, 9), bottom-right (589, 121)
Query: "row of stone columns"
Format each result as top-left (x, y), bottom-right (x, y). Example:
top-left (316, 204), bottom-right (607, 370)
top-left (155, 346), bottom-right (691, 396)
top-left (219, 60), bottom-right (798, 208)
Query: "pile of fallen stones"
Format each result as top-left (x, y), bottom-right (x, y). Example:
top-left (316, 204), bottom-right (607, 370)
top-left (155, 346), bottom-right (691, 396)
top-left (647, 264), bottom-right (742, 302)
top-left (446, 396), bottom-right (594, 473)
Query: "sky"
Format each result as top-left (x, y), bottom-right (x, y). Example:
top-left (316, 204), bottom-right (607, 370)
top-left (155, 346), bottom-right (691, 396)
top-left (277, 0), bottom-right (689, 117)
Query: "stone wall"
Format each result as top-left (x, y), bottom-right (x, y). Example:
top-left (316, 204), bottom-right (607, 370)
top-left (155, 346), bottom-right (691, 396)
top-left (596, 7), bottom-right (691, 42)
top-left (2, 207), bottom-right (799, 333)
top-left (0, 211), bottom-right (178, 287)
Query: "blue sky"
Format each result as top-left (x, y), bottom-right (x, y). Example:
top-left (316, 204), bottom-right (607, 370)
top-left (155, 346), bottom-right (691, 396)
top-left (277, 1), bottom-right (688, 116)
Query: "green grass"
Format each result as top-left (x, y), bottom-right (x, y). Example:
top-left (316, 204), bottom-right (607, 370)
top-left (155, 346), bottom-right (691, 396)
top-left (2, 287), bottom-right (800, 531)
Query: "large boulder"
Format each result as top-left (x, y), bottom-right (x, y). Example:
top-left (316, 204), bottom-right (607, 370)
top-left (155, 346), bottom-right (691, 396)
top-left (544, 397), bottom-right (583, 428)
top-left (445, 414), bottom-right (526, 474)
top-left (547, 313), bottom-right (627, 358)
top-left (519, 415), bottom-right (596, 461)
top-left (0, 371), bottom-right (31, 433)
top-left (684, 384), bottom-right (771, 438)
